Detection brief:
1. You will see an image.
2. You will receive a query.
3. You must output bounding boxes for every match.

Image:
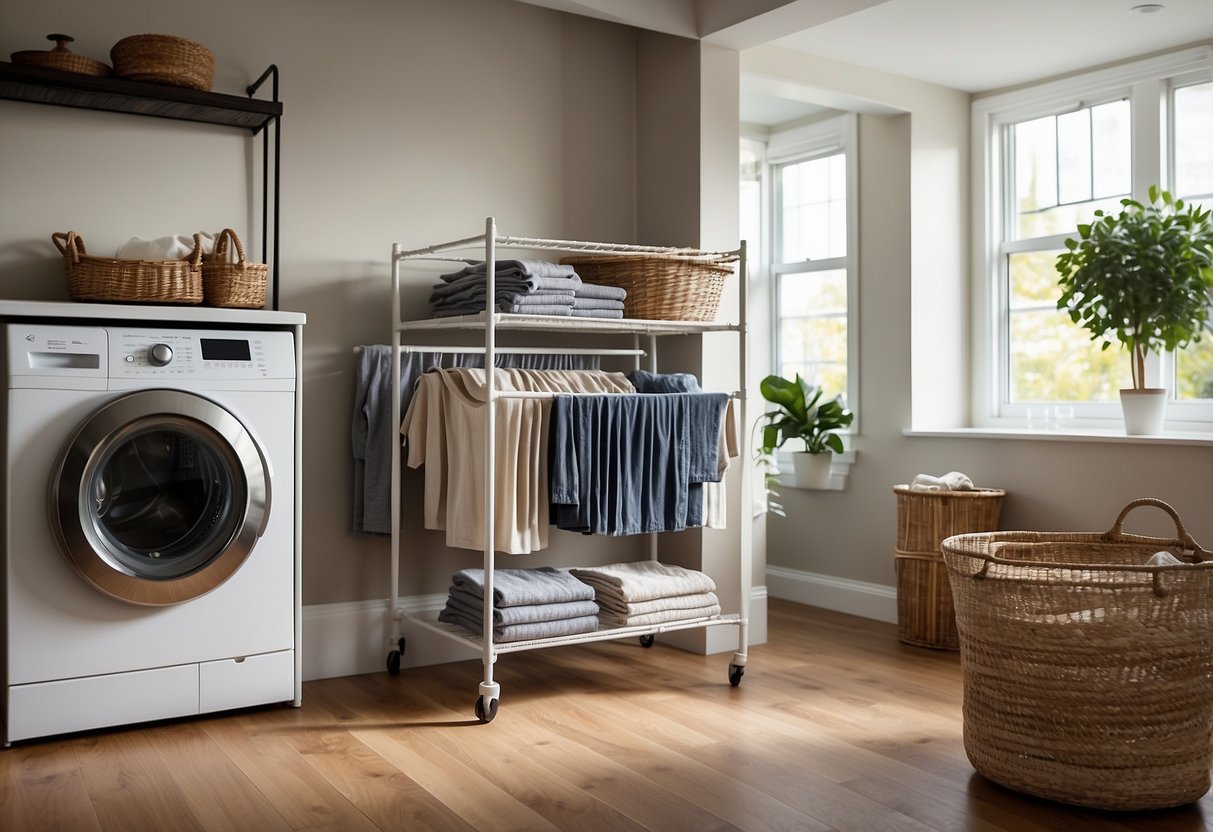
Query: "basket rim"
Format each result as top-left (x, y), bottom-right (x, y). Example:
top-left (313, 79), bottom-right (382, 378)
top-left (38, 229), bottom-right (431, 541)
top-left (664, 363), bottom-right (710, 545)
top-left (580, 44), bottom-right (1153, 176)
top-left (893, 485), bottom-right (1005, 497)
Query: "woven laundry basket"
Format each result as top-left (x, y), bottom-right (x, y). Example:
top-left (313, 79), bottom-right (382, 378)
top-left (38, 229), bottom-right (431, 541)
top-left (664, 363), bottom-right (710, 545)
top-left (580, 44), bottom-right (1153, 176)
top-left (202, 228), bottom-right (266, 308)
top-left (559, 254), bottom-right (736, 321)
top-left (893, 486), bottom-right (1005, 649)
top-left (52, 231), bottom-right (203, 304)
top-left (942, 498), bottom-right (1213, 811)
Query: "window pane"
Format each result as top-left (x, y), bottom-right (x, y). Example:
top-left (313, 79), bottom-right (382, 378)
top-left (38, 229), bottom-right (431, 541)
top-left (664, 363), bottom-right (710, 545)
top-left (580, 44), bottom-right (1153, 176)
top-left (1175, 82), bottom-right (1213, 200)
top-left (1007, 252), bottom-right (1130, 401)
top-left (1013, 100), bottom-right (1130, 239)
top-left (779, 154), bottom-right (846, 262)
top-left (779, 269), bottom-right (847, 399)
top-left (1176, 339), bottom-right (1213, 400)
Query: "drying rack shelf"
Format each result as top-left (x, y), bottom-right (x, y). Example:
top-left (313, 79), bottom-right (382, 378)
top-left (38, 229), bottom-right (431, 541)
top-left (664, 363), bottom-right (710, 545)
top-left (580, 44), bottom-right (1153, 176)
top-left (387, 218), bottom-right (751, 722)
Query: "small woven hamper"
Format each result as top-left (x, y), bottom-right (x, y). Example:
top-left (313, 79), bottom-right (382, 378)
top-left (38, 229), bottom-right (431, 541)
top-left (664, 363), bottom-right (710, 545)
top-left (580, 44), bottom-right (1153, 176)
top-left (942, 498), bottom-right (1213, 811)
top-left (559, 254), bottom-right (736, 321)
top-left (52, 231), bottom-right (203, 304)
top-left (202, 228), bottom-right (266, 308)
top-left (893, 485), bottom-right (1005, 649)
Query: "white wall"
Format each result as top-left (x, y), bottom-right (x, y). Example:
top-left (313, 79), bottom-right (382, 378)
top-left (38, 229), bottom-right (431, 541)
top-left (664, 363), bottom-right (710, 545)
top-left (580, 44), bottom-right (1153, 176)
top-left (742, 45), bottom-right (1213, 614)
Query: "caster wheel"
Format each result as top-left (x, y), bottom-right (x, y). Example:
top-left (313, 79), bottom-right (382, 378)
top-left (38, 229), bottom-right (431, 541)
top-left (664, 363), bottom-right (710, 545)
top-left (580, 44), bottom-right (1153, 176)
top-left (639, 634), bottom-right (655, 649)
top-left (386, 637), bottom-right (406, 675)
top-left (475, 696), bottom-right (499, 724)
top-left (728, 663), bottom-right (744, 687)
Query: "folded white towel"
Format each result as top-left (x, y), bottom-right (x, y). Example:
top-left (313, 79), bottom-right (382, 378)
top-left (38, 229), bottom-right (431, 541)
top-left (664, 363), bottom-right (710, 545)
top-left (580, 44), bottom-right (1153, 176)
top-left (1147, 551), bottom-right (1183, 566)
top-left (117, 232), bottom-right (215, 261)
top-left (909, 471), bottom-right (975, 492)
top-left (570, 561), bottom-right (716, 603)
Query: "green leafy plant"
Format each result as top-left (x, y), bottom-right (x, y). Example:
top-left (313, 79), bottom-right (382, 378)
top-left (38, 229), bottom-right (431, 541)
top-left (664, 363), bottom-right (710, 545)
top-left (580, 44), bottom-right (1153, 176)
top-left (1055, 186), bottom-right (1213, 390)
top-left (758, 374), bottom-right (853, 455)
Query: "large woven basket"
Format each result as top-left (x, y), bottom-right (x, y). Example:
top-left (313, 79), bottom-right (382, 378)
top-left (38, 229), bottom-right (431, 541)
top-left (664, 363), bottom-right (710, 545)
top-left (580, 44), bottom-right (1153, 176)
top-left (942, 498), bottom-right (1213, 811)
top-left (110, 34), bottom-right (213, 90)
top-left (893, 486), bottom-right (1005, 649)
top-left (202, 228), bottom-right (266, 308)
top-left (53, 231), bottom-right (203, 304)
top-left (560, 254), bottom-right (735, 321)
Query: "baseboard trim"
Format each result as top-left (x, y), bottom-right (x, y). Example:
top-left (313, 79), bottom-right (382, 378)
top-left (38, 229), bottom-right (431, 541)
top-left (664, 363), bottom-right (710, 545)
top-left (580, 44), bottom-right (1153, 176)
top-left (766, 565), bottom-right (896, 624)
top-left (302, 586), bottom-right (771, 682)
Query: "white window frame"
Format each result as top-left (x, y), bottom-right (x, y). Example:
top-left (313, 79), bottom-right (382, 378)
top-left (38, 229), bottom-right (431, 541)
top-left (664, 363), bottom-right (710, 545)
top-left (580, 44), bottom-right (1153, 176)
top-left (971, 46), bottom-right (1213, 432)
top-left (766, 113), bottom-right (861, 430)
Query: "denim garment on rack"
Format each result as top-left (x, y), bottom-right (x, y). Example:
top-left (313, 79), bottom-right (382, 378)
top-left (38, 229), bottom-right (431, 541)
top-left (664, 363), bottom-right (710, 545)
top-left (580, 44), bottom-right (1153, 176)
top-left (351, 346), bottom-right (600, 535)
top-left (548, 392), bottom-right (727, 536)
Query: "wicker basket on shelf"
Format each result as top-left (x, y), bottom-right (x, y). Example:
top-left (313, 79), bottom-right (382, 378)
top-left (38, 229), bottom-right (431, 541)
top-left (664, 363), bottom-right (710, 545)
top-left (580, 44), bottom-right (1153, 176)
top-left (110, 34), bottom-right (213, 90)
top-left (942, 498), bottom-right (1213, 811)
top-left (202, 228), bottom-right (266, 308)
top-left (52, 231), bottom-right (203, 304)
top-left (559, 254), bottom-right (735, 321)
top-left (893, 485), bottom-right (1005, 649)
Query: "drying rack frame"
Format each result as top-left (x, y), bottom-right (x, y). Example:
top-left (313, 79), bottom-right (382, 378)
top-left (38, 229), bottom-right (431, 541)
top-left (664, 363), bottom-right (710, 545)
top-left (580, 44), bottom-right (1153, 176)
top-left (388, 217), bottom-right (751, 722)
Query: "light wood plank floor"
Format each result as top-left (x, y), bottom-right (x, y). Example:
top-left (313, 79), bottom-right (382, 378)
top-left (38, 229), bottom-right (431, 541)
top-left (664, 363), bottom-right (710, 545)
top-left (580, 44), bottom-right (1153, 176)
top-left (3, 599), bottom-right (1212, 831)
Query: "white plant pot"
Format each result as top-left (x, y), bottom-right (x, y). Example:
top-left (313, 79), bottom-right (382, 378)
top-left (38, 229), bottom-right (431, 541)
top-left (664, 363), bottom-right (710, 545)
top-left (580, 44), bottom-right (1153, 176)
top-left (1119, 388), bottom-right (1167, 435)
top-left (792, 452), bottom-right (833, 489)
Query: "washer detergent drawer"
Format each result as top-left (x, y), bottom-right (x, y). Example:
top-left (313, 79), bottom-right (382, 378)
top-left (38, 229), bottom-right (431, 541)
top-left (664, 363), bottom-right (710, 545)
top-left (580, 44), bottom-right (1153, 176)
top-left (7, 664), bottom-right (200, 743)
top-left (199, 649), bottom-right (295, 713)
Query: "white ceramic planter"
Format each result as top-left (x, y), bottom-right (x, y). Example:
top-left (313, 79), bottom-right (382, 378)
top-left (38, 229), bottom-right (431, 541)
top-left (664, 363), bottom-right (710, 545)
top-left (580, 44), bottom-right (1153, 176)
top-left (792, 452), bottom-right (833, 489)
top-left (1119, 388), bottom-right (1167, 435)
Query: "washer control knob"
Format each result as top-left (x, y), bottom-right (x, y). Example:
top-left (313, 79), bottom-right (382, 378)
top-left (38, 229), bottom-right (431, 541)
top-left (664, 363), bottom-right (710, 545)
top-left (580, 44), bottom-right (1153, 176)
top-left (148, 343), bottom-right (174, 367)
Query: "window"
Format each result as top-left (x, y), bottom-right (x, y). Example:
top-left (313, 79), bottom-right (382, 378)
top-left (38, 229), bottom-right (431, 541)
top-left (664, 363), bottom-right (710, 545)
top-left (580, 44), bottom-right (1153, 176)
top-left (973, 48), bottom-right (1213, 429)
top-left (762, 114), bottom-right (858, 414)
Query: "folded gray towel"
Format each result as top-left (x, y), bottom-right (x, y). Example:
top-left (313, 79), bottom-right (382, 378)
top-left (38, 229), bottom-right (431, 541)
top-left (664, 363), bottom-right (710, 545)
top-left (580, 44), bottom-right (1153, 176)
top-left (434, 303), bottom-right (574, 317)
top-left (440, 259), bottom-right (580, 283)
top-left (446, 587), bottom-right (599, 625)
top-left (451, 566), bottom-right (596, 606)
top-left (571, 296), bottom-right (625, 311)
top-left (574, 282), bottom-right (627, 301)
top-left (571, 308), bottom-right (625, 319)
top-left (438, 606), bottom-right (599, 642)
top-left (431, 273), bottom-right (579, 301)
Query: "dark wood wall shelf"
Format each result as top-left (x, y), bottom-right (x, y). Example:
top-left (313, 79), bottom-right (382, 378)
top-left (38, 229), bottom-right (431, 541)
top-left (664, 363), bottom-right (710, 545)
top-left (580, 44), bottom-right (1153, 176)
top-left (0, 61), bottom-right (280, 132)
top-left (0, 61), bottom-right (284, 309)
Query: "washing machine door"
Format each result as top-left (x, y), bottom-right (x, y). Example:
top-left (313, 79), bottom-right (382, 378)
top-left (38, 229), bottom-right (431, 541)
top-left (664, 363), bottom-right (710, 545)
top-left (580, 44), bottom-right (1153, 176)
top-left (49, 390), bottom-right (271, 606)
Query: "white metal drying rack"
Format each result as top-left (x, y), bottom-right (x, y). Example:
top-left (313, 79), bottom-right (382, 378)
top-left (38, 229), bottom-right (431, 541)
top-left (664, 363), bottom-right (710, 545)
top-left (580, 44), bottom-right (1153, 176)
top-left (388, 217), bottom-right (750, 722)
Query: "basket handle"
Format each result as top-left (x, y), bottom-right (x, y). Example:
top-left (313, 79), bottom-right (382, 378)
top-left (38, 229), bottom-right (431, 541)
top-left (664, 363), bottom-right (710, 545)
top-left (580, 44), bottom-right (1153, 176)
top-left (211, 228), bottom-right (246, 266)
top-left (51, 231), bottom-right (86, 264)
top-left (1104, 498), bottom-right (1208, 560)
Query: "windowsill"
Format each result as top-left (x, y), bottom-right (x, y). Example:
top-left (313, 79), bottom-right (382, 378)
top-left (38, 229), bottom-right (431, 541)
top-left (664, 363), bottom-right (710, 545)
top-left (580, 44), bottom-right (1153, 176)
top-left (905, 427), bottom-right (1213, 447)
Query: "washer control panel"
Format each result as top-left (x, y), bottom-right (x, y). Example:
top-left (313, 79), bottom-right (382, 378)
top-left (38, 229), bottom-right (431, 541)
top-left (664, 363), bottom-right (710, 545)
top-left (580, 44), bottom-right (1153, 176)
top-left (110, 328), bottom-right (295, 380)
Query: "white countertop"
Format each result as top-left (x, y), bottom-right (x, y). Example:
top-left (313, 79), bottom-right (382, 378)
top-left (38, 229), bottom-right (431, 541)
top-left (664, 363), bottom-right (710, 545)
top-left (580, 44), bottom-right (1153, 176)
top-left (0, 299), bottom-right (305, 326)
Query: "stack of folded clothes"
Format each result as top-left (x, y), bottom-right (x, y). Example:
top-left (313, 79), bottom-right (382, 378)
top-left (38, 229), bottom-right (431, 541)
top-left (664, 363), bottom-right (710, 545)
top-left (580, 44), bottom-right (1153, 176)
top-left (438, 566), bottom-right (600, 642)
top-left (428, 259), bottom-right (627, 319)
top-left (569, 561), bottom-right (721, 629)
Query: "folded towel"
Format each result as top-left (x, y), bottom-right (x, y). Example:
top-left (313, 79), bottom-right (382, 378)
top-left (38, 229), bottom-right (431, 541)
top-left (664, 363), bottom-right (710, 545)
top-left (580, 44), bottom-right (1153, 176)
top-left (594, 590), bottom-right (720, 618)
top-left (438, 607), bottom-right (599, 642)
top-left (431, 273), bottom-right (579, 301)
top-left (451, 566), bottom-right (596, 607)
top-left (434, 303), bottom-right (574, 318)
top-left (570, 308), bottom-right (624, 319)
top-left (574, 281), bottom-right (627, 301)
top-left (570, 296), bottom-right (625, 311)
top-left (909, 471), bottom-right (975, 492)
top-left (445, 587), bottom-right (599, 625)
top-left (117, 232), bottom-right (215, 260)
top-left (440, 259), bottom-right (580, 283)
top-left (570, 561), bottom-right (717, 603)
top-left (599, 602), bottom-right (721, 629)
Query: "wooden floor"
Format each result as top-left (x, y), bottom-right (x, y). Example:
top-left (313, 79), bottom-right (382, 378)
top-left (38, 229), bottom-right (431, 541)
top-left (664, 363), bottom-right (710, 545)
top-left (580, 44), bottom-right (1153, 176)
top-left (3, 599), bottom-right (1213, 831)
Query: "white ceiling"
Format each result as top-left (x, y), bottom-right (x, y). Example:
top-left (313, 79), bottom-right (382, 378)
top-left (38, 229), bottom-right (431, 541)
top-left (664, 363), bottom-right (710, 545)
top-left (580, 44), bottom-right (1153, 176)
top-left (516, 0), bottom-right (1213, 107)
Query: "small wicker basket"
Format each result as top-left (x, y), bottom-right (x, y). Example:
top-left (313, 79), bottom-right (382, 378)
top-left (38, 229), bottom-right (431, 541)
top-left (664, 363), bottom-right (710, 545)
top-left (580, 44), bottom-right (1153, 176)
top-left (110, 34), bottom-right (213, 90)
top-left (11, 34), bottom-right (111, 77)
top-left (202, 228), bottom-right (266, 309)
top-left (892, 485), bottom-right (1005, 650)
top-left (560, 254), bottom-right (735, 321)
top-left (52, 231), bottom-right (202, 304)
top-left (943, 498), bottom-right (1213, 811)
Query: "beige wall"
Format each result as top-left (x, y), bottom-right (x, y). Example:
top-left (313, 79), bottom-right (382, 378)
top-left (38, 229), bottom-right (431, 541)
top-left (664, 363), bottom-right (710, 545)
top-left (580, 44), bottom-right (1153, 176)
top-left (0, 0), bottom-right (675, 612)
top-left (742, 46), bottom-right (1213, 599)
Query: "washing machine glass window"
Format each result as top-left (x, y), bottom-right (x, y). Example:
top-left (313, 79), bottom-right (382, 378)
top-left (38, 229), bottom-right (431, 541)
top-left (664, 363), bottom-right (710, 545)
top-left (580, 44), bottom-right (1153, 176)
top-left (50, 390), bottom-right (272, 606)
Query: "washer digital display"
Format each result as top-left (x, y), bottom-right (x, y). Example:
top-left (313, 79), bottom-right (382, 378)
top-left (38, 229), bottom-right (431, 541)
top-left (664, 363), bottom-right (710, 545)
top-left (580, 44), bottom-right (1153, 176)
top-left (200, 338), bottom-right (252, 362)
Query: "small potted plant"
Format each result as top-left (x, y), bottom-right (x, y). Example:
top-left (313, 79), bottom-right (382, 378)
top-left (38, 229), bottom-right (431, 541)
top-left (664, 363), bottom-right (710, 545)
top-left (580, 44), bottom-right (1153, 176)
top-left (758, 374), bottom-right (853, 489)
top-left (1055, 186), bottom-right (1213, 434)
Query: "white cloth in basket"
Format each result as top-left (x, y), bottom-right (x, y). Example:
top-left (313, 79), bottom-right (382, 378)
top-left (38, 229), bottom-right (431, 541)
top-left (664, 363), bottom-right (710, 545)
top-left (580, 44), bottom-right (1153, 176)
top-left (910, 471), bottom-right (975, 492)
top-left (117, 232), bottom-right (215, 260)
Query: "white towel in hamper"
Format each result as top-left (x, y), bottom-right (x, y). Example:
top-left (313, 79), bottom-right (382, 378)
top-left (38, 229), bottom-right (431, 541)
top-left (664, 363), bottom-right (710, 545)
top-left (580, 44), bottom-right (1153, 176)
top-left (570, 561), bottom-right (716, 603)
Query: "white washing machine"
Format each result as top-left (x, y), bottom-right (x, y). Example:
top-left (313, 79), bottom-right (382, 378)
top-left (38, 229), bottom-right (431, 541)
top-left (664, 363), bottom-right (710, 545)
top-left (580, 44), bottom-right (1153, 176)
top-left (1, 316), bottom-right (300, 744)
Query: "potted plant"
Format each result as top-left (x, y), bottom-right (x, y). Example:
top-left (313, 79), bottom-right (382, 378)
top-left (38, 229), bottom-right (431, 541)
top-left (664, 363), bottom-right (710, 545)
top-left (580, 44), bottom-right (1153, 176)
top-left (758, 374), bottom-right (853, 489)
top-left (1055, 186), bottom-right (1213, 434)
